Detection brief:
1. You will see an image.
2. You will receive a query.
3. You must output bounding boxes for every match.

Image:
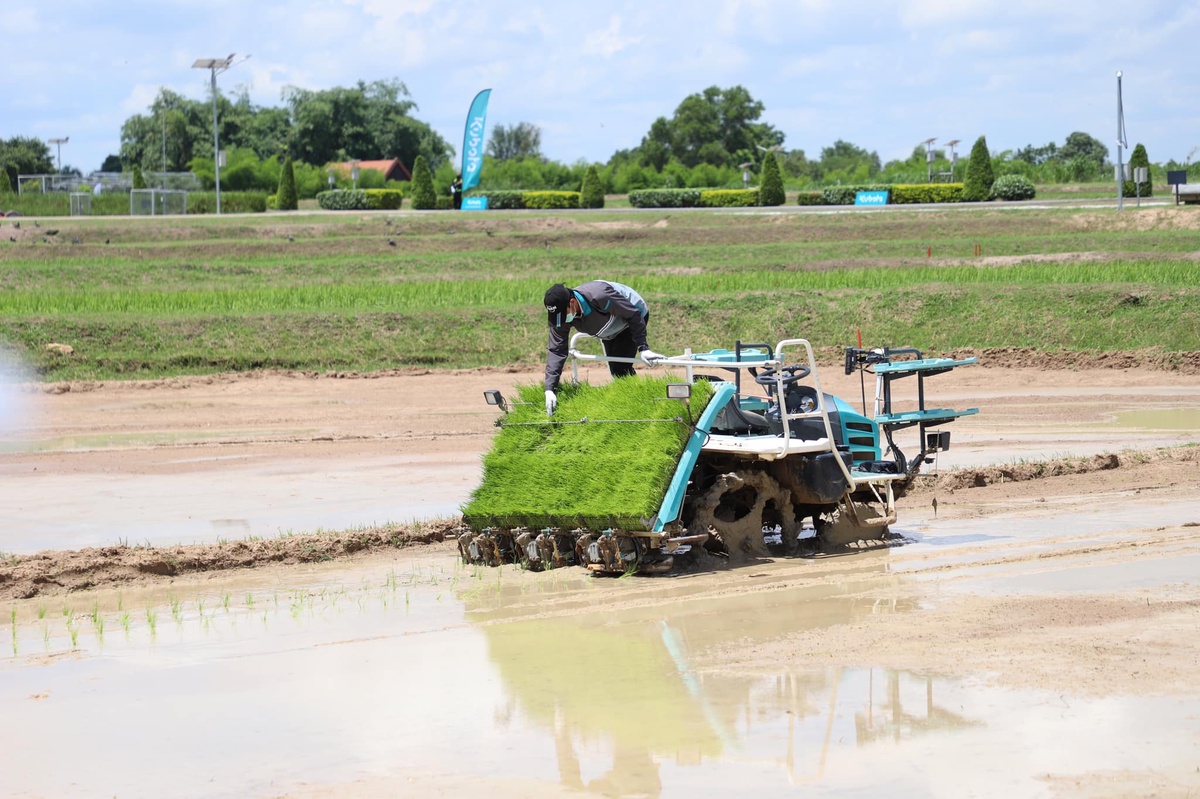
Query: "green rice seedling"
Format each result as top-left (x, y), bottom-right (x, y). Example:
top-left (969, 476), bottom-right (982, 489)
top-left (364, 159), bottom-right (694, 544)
top-left (120, 612), bottom-right (132, 639)
top-left (245, 593), bottom-right (255, 610)
top-left (117, 592), bottom-right (124, 612)
top-left (170, 596), bottom-right (182, 624)
top-left (222, 593), bottom-right (231, 613)
top-left (37, 606), bottom-right (47, 620)
top-left (463, 376), bottom-right (715, 530)
top-left (91, 611), bottom-right (105, 645)
top-left (67, 619), bottom-right (79, 649)
top-left (146, 608), bottom-right (158, 639)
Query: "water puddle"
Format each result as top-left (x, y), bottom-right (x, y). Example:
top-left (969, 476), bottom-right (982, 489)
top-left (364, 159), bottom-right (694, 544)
top-left (4, 557), bottom-right (1197, 798)
top-left (1111, 407), bottom-right (1200, 431)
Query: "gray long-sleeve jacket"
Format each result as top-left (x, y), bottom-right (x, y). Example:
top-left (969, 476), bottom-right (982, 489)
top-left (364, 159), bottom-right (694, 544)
top-left (545, 280), bottom-right (649, 391)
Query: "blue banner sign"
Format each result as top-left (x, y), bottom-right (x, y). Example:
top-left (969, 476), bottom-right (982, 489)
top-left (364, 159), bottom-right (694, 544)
top-left (460, 89), bottom-right (492, 192)
top-left (854, 190), bottom-right (889, 206)
top-left (462, 196), bottom-right (488, 211)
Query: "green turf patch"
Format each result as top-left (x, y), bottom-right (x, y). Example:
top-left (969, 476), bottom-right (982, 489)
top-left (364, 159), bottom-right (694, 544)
top-left (462, 376), bottom-right (716, 530)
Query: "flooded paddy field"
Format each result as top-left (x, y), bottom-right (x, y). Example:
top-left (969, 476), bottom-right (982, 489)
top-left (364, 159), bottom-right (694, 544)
top-left (3, 366), bottom-right (1200, 798)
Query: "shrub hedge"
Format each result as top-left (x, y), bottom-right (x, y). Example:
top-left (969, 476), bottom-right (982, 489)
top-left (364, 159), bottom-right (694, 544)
top-left (820, 185), bottom-right (891, 205)
top-left (991, 175), bottom-right (1036, 201)
top-left (580, 164), bottom-right (604, 209)
top-left (315, 189), bottom-right (373, 211)
top-left (482, 190), bottom-right (525, 210)
top-left (364, 189), bottom-right (404, 210)
top-left (523, 191), bottom-right (580, 210)
top-left (628, 189), bottom-right (702, 208)
top-left (795, 191), bottom-right (827, 206)
top-left (700, 189), bottom-right (759, 207)
top-left (890, 184), bottom-right (964, 204)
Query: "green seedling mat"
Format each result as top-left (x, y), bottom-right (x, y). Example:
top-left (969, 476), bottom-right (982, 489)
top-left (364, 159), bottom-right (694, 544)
top-left (462, 376), bottom-right (715, 530)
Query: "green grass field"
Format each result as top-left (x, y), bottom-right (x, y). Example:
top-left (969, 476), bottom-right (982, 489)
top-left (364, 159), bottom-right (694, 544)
top-left (1, 204), bottom-right (1197, 380)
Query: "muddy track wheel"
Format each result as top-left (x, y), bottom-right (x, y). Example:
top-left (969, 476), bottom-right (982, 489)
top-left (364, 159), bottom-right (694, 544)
top-left (815, 501), bottom-right (889, 548)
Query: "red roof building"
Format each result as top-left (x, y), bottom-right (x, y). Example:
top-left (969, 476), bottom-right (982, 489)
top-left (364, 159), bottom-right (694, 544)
top-left (330, 158), bottom-right (412, 182)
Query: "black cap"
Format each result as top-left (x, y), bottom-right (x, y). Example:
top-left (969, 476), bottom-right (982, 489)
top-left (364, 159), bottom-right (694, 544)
top-left (545, 283), bottom-right (572, 327)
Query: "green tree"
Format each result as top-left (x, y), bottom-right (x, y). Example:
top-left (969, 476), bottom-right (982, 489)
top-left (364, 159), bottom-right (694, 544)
top-left (100, 154), bottom-right (123, 172)
top-left (410, 154), bottom-right (436, 209)
top-left (634, 85), bottom-right (781, 169)
top-left (1058, 132), bottom-right (1108, 171)
top-left (818, 140), bottom-right (881, 180)
top-left (132, 164), bottom-right (148, 190)
top-left (0, 168), bottom-right (11, 194)
top-left (758, 150), bottom-right (784, 206)
top-left (961, 136), bottom-right (995, 202)
top-left (276, 155), bottom-right (298, 210)
top-left (487, 123), bottom-right (542, 161)
top-left (0, 136), bottom-right (54, 192)
top-left (1126, 142), bottom-right (1152, 197)
top-left (580, 164), bottom-right (604, 208)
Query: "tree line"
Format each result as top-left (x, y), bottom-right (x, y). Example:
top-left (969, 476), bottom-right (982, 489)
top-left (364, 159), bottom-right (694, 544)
top-left (4, 81), bottom-right (1194, 197)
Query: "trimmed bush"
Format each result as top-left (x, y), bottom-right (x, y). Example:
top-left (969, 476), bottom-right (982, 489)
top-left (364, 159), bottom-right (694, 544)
top-left (991, 175), bottom-right (1036, 201)
top-left (758, 153), bottom-right (785, 206)
top-left (523, 191), bottom-right (580, 210)
top-left (795, 191), bottom-right (827, 206)
top-left (0, 169), bottom-right (12, 194)
top-left (580, 165), bottom-right (604, 209)
top-left (275, 156), bottom-right (298, 211)
top-left (820, 185), bottom-right (891, 205)
top-left (410, 155), bottom-right (436, 210)
top-left (364, 188), bottom-right (404, 210)
top-left (316, 189), bottom-right (372, 210)
top-left (482, 190), bottom-right (526, 210)
top-left (628, 189), bottom-right (702, 208)
top-left (700, 189), bottom-right (759, 207)
top-left (961, 136), bottom-right (995, 202)
top-left (890, 184), bottom-right (964, 204)
top-left (187, 192), bottom-right (268, 214)
top-left (132, 165), bottom-right (147, 190)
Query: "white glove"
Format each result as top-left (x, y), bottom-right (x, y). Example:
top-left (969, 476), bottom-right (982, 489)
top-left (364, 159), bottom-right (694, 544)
top-left (639, 349), bottom-right (665, 366)
top-left (545, 390), bottom-right (557, 416)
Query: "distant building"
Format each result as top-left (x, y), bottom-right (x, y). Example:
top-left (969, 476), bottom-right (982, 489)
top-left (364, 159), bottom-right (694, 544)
top-left (329, 158), bottom-right (412, 183)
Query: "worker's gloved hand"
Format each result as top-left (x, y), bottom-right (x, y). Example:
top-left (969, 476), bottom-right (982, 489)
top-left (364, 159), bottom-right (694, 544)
top-left (639, 349), bottom-right (665, 366)
top-left (545, 390), bottom-right (558, 416)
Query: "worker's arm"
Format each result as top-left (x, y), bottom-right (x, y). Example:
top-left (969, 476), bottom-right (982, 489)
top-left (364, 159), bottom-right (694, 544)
top-left (545, 324), bottom-right (569, 392)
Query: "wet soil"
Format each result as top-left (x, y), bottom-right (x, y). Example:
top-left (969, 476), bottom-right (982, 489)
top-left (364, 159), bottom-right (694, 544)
top-left (4, 364), bottom-right (1200, 798)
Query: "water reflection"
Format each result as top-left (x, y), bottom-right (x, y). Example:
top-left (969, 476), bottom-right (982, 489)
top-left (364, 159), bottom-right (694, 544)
top-left (460, 569), bottom-right (982, 797)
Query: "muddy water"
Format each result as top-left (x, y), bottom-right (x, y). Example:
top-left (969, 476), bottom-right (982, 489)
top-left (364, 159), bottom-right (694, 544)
top-left (4, 545), bottom-right (1198, 799)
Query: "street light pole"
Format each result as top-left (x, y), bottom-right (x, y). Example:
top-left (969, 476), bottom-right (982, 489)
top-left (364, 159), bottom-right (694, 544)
top-left (48, 137), bottom-right (68, 173)
top-left (1116, 70), bottom-right (1127, 212)
top-left (192, 54), bottom-right (243, 214)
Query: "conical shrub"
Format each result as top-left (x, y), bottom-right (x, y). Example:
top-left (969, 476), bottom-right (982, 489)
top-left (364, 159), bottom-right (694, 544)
top-left (759, 151), bottom-right (785, 206)
top-left (961, 136), bottom-right (994, 202)
top-left (276, 156), bottom-right (298, 210)
top-left (580, 165), bottom-right (605, 208)
top-left (410, 155), bottom-right (437, 210)
top-left (1125, 143), bottom-right (1152, 197)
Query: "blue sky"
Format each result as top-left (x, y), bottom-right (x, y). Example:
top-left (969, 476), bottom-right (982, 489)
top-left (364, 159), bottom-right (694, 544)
top-left (5, 1), bottom-right (1199, 174)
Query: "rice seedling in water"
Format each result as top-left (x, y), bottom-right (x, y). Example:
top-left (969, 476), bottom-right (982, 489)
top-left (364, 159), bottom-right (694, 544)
top-left (222, 593), bottom-right (231, 613)
top-left (146, 608), bottom-right (158, 639)
top-left (245, 593), bottom-right (255, 610)
top-left (119, 612), bottom-right (132, 639)
top-left (170, 596), bottom-right (182, 624)
top-left (66, 619), bottom-right (79, 649)
top-left (37, 606), bottom-right (47, 620)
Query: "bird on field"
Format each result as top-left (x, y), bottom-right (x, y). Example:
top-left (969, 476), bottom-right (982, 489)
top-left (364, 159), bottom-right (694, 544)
top-left (33, 220), bottom-right (40, 228)
top-left (287, 235), bottom-right (294, 242)
top-left (484, 228), bottom-right (493, 237)
top-left (12, 221), bottom-right (18, 229)
top-left (71, 237), bottom-right (81, 245)
top-left (387, 237), bottom-right (396, 247)
top-left (45, 229), bottom-right (59, 236)
top-left (8, 237), bottom-right (14, 243)
top-left (105, 239), bottom-right (110, 244)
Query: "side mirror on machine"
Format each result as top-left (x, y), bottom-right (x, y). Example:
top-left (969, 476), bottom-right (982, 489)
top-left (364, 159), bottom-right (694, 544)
top-left (925, 431), bottom-right (951, 452)
top-left (483, 389), bottom-right (508, 413)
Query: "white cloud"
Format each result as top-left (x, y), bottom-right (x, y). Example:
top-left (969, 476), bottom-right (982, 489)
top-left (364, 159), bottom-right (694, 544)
top-left (582, 15), bottom-right (642, 58)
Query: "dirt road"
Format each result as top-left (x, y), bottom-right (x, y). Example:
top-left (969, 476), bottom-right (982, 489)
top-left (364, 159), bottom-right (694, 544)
top-left (3, 365), bottom-right (1200, 798)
